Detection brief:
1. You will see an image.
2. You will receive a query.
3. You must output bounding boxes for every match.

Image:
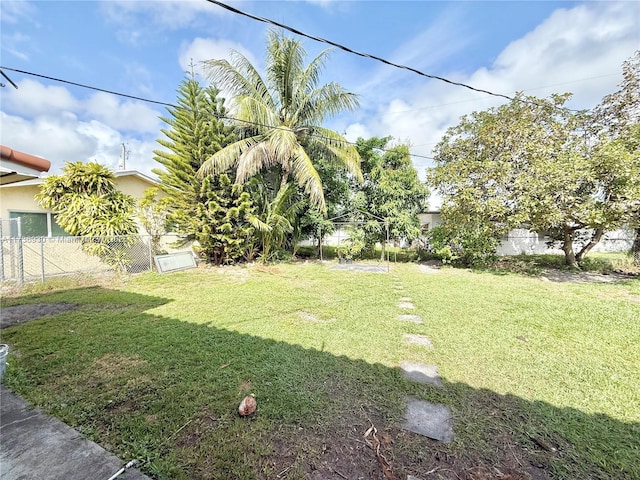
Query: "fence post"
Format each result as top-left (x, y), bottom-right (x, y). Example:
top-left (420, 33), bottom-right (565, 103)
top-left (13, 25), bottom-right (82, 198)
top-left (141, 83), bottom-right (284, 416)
top-left (148, 236), bottom-right (153, 272)
top-left (40, 237), bottom-right (46, 283)
top-left (0, 222), bottom-right (4, 282)
top-left (17, 237), bottom-right (24, 285)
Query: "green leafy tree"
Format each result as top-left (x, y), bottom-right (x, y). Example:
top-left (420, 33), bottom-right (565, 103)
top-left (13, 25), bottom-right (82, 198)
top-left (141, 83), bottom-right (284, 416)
top-left (137, 187), bottom-right (168, 255)
top-left (430, 92), bottom-right (640, 268)
top-left (247, 180), bottom-right (304, 261)
top-left (36, 161), bottom-right (138, 271)
top-left (352, 137), bottom-right (430, 260)
top-left (36, 161), bottom-right (137, 236)
top-left (154, 73), bottom-right (254, 264)
top-left (199, 29), bottom-right (363, 213)
top-left (593, 51), bottom-right (640, 262)
top-left (298, 154), bottom-right (352, 257)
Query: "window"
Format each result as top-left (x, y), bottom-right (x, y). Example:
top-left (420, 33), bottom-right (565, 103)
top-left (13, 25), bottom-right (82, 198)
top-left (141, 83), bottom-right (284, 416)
top-left (9, 212), bottom-right (69, 237)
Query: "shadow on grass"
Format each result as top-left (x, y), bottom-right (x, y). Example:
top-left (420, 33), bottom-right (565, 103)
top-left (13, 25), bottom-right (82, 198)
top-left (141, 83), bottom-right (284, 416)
top-left (1, 287), bottom-right (638, 480)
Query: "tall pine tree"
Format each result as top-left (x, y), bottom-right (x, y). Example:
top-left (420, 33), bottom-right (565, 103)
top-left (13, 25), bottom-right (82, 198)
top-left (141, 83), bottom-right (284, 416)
top-left (153, 72), bottom-right (255, 264)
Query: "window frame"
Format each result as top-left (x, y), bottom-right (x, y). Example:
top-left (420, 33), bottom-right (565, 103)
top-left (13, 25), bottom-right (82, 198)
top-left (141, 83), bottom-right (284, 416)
top-left (8, 210), bottom-right (69, 238)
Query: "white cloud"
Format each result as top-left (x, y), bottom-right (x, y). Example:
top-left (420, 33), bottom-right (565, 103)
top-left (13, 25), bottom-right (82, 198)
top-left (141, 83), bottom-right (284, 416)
top-left (1, 111), bottom-right (97, 165)
top-left (0, 0), bottom-right (36, 24)
top-left (1, 111), bottom-right (159, 177)
top-left (347, 1), bottom-right (640, 183)
top-left (2, 79), bottom-right (80, 116)
top-left (85, 92), bottom-right (162, 134)
top-left (1, 32), bottom-right (31, 61)
top-left (178, 37), bottom-right (258, 77)
top-left (344, 123), bottom-right (371, 143)
top-left (101, 0), bottom-right (233, 31)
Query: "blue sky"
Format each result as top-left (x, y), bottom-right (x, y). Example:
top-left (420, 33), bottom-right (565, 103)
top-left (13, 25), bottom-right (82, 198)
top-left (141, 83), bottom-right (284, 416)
top-left (1, 0), bottom-right (638, 198)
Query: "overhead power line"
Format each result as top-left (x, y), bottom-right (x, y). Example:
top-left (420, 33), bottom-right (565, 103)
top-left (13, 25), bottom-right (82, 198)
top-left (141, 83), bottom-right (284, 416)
top-left (0, 65), bottom-right (434, 161)
top-left (205, 0), bottom-right (517, 103)
top-left (203, 0), bottom-right (587, 113)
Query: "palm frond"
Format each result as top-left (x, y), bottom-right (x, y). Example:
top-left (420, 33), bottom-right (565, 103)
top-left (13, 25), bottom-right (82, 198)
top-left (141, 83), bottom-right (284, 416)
top-left (202, 55), bottom-right (275, 112)
top-left (236, 142), bottom-right (277, 184)
top-left (290, 145), bottom-right (326, 212)
top-left (246, 214), bottom-right (272, 232)
top-left (266, 30), bottom-right (305, 113)
top-left (198, 136), bottom-right (262, 177)
top-left (307, 127), bottom-right (363, 183)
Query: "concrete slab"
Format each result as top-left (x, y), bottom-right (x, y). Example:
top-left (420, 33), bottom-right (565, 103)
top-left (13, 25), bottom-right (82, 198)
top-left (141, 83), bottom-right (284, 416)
top-left (403, 334), bottom-right (433, 349)
top-left (402, 397), bottom-right (454, 443)
top-left (0, 386), bottom-right (149, 480)
top-left (329, 264), bottom-right (387, 273)
top-left (399, 297), bottom-right (412, 302)
top-left (398, 301), bottom-right (415, 309)
top-left (398, 314), bottom-right (423, 324)
top-left (400, 361), bottom-right (441, 386)
top-left (417, 264), bottom-right (441, 274)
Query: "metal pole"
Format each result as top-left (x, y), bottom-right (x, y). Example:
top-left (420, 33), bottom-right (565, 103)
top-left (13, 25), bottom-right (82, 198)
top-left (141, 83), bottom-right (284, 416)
top-left (0, 222), bottom-right (4, 282)
top-left (148, 236), bottom-right (153, 272)
top-left (386, 221), bottom-right (390, 273)
top-left (40, 237), bottom-right (45, 283)
top-left (17, 238), bottom-right (24, 285)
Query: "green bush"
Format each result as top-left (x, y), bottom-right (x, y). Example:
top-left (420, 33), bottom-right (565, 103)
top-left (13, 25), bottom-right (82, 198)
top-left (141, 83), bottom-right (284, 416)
top-left (427, 224), bottom-right (499, 267)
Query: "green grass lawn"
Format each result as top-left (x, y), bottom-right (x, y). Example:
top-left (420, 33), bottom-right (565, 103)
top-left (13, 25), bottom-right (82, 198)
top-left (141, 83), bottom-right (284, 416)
top-left (1, 262), bottom-right (639, 479)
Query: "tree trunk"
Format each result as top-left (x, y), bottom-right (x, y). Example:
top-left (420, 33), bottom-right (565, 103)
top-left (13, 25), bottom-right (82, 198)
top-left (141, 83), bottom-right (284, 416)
top-left (380, 240), bottom-right (386, 261)
top-left (576, 227), bottom-right (605, 263)
top-left (562, 226), bottom-right (579, 269)
top-left (632, 225), bottom-right (640, 266)
top-left (280, 169), bottom-right (290, 190)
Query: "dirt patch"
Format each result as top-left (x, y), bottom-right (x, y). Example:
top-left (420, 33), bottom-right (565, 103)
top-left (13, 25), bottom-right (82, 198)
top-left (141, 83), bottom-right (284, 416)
top-left (260, 419), bottom-right (552, 480)
top-left (297, 311), bottom-right (336, 323)
top-left (93, 353), bottom-right (147, 380)
top-left (0, 303), bottom-right (79, 329)
top-left (539, 269), bottom-right (635, 284)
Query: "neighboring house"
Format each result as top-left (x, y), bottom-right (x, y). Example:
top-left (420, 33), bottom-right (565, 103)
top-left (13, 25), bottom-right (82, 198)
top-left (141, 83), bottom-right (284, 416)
top-left (0, 145), bottom-right (51, 185)
top-left (418, 211), bottom-right (634, 254)
top-left (417, 211), bottom-right (442, 234)
top-left (0, 169), bottom-right (159, 237)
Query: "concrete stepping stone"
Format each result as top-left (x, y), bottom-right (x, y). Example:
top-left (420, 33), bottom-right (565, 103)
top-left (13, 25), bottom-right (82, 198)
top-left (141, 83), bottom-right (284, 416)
top-left (399, 297), bottom-right (412, 302)
top-left (402, 397), bottom-right (454, 443)
top-left (403, 334), bottom-right (433, 349)
top-left (398, 301), bottom-right (415, 309)
top-left (400, 361), bottom-right (441, 386)
top-left (398, 314), bottom-right (422, 323)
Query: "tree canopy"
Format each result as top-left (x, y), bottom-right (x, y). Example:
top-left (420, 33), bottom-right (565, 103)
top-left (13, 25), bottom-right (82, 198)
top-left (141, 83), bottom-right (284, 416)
top-left (352, 137), bottom-right (429, 258)
top-left (429, 84), bottom-right (640, 268)
top-left (36, 161), bottom-right (137, 237)
top-left (199, 29), bottom-right (363, 213)
top-left (153, 73), bottom-right (257, 264)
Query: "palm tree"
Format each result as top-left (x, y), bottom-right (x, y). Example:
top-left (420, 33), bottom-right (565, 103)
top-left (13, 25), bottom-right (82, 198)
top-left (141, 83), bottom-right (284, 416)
top-left (199, 29), bottom-right (363, 213)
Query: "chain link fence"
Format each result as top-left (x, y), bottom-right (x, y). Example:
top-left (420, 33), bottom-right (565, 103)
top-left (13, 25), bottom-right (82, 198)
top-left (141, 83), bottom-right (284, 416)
top-left (0, 234), bottom-right (195, 289)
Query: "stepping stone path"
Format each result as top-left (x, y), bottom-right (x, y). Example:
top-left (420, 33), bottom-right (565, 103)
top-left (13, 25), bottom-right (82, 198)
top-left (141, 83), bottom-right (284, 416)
top-left (404, 334), bottom-right (433, 349)
top-left (402, 397), bottom-right (454, 443)
top-left (393, 278), bottom-right (455, 444)
top-left (400, 361), bottom-right (442, 386)
top-left (398, 301), bottom-right (415, 309)
top-left (398, 314), bottom-right (423, 323)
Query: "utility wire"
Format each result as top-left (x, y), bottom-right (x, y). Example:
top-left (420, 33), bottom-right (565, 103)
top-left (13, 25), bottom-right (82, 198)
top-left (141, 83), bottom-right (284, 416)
top-left (0, 67), bottom-right (173, 107)
top-left (204, 0), bottom-right (587, 113)
top-left (205, 0), bottom-right (520, 104)
top-left (0, 65), bottom-right (434, 160)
